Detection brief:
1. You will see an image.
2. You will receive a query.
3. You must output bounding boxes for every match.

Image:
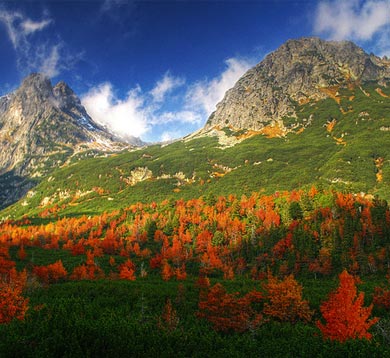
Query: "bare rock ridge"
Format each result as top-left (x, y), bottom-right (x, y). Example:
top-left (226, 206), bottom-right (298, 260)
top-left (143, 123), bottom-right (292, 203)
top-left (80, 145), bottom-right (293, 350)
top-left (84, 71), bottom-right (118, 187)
top-left (0, 73), bottom-right (126, 175)
top-left (0, 73), bottom-right (133, 208)
top-left (205, 37), bottom-right (390, 131)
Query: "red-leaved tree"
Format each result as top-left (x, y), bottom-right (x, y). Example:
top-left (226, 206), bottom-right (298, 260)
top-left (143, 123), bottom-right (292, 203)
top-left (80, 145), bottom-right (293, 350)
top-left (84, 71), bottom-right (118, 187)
top-left (317, 270), bottom-right (378, 342)
top-left (0, 269), bottom-right (29, 324)
top-left (119, 259), bottom-right (136, 281)
top-left (33, 260), bottom-right (67, 284)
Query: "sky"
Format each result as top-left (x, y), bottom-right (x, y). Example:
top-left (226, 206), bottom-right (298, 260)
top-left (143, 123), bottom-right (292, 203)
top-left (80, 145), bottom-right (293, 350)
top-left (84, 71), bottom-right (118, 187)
top-left (0, 0), bottom-right (389, 143)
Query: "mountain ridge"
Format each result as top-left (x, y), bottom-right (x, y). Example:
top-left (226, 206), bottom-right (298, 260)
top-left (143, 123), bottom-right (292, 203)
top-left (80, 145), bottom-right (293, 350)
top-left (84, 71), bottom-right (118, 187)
top-left (2, 37), bottom-right (390, 217)
top-left (0, 73), bottom-right (133, 208)
top-left (205, 37), bottom-right (390, 133)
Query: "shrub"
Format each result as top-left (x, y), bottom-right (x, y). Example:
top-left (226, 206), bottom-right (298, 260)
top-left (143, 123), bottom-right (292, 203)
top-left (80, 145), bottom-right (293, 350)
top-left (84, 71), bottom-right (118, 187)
top-left (197, 283), bottom-right (263, 333)
top-left (262, 273), bottom-right (313, 323)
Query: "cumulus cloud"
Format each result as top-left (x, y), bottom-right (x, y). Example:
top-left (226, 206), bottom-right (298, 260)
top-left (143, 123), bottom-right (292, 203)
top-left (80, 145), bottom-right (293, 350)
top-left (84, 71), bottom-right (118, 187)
top-left (82, 56), bottom-right (254, 142)
top-left (314, 0), bottom-right (390, 56)
top-left (0, 8), bottom-right (75, 77)
top-left (81, 83), bottom-right (151, 139)
top-left (150, 72), bottom-right (185, 103)
top-left (186, 57), bottom-right (253, 115)
top-left (82, 70), bottom-right (201, 141)
top-left (81, 80), bottom-right (201, 141)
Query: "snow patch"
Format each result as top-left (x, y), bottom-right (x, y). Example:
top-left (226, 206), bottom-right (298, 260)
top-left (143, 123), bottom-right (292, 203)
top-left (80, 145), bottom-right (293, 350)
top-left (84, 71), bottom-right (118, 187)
top-left (78, 116), bottom-right (97, 131)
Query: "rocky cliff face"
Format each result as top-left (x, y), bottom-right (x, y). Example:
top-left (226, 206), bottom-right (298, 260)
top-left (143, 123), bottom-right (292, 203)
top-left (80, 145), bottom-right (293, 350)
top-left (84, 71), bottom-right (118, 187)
top-left (205, 37), bottom-right (390, 131)
top-left (0, 73), bottom-right (130, 208)
top-left (0, 73), bottom-right (127, 176)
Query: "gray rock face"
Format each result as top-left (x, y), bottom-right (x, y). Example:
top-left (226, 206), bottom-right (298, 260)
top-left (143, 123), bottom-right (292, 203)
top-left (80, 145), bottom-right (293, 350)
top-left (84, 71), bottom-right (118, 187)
top-left (0, 73), bottom-right (131, 209)
top-left (0, 73), bottom-right (123, 176)
top-left (205, 37), bottom-right (390, 131)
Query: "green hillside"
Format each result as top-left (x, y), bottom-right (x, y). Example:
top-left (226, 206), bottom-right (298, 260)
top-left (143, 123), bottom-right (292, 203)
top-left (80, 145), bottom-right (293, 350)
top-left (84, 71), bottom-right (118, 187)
top-left (2, 83), bottom-right (390, 219)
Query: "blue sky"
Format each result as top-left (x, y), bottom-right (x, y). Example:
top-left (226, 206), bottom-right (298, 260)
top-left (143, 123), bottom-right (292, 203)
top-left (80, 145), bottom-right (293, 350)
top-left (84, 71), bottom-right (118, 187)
top-left (0, 0), bottom-right (389, 142)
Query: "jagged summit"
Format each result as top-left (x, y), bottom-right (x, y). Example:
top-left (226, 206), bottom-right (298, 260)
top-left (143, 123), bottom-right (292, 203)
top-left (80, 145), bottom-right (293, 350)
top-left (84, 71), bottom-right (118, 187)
top-left (0, 73), bottom-right (123, 174)
top-left (0, 73), bottom-right (130, 208)
top-left (205, 37), bottom-right (390, 131)
top-left (19, 73), bottom-right (53, 98)
top-left (2, 39), bottom-right (390, 217)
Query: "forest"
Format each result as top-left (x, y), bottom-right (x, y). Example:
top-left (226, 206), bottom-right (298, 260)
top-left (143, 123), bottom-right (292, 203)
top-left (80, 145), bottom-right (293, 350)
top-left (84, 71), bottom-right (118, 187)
top-left (2, 188), bottom-right (390, 356)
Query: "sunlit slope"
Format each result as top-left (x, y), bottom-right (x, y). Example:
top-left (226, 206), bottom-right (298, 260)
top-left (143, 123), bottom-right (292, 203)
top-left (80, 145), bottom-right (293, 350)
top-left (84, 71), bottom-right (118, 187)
top-left (2, 83), bottom-right (390, 218)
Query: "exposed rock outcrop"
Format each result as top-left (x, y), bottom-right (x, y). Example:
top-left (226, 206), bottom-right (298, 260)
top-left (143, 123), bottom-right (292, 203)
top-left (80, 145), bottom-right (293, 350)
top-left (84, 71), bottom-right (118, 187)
top-left (205, 37), bottom-right (390, 131)
top-left (0, 73), bottom-right (131, 208)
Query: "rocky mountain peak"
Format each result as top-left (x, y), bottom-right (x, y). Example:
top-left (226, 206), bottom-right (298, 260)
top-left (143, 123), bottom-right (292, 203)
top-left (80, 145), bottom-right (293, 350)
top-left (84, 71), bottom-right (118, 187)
top-left (53, 81), bottom-right (79, 106)
top-left (0, 73), bottom-right (130, 209)
top-left (18, 73), bottom-right (53, 101)
top-left (205, 37), bottom-right (390, 132)
top-left (20, 72), bottom-right (51, 89)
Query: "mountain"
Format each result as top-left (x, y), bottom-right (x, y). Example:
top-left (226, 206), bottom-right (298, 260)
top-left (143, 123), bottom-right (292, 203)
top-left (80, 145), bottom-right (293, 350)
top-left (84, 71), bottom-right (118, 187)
top-left (205, 37), bottom-right (390, 132)
top-left (1, 38), bottom-right (390, 218)
top-left (0, 73), bottom-right (132, 208)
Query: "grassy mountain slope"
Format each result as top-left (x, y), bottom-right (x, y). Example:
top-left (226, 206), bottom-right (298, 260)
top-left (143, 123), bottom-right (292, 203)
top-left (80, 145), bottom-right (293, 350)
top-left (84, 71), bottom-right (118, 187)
top-left (2, 82), bottom-right (390, 219)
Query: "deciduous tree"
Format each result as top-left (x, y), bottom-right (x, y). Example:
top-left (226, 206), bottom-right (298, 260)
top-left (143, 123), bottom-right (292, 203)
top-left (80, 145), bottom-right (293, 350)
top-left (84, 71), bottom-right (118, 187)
top-left (262, 272), bottom-right (313, 323)
top-left (317, 270), bottom-right (378, 342)
top-left (0, 269), bottom-right (29, 324)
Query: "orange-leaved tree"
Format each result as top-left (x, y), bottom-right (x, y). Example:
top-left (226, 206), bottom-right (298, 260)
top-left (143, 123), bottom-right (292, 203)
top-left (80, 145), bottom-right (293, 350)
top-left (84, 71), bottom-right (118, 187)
top-left (197, 282), bottom-right (263, 333)
top-left (262, 272), bottom-right (313, 323)
top-left (0, 269), bottom-right (29, 324)
top-left (33, 260), bottom-right (67, 284)
top-left (317, 270), bottom-right (378, 342)
top-left (119, 259), bottom-right (136, 281)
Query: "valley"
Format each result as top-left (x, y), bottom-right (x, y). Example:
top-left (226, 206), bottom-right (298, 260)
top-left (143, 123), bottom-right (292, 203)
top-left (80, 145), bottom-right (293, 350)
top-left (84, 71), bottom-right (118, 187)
top-left (1, 37), bottom-right (390, 356)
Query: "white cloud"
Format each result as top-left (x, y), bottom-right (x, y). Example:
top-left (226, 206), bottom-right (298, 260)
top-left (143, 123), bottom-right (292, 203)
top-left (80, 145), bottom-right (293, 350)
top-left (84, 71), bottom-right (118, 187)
top-left (160, 130), bottom-right (185, 143)
top-left (152, 110), bottom-right (203, 125)
top-left (81, 80), bottom-right (201, 141)
top-left (39, 45), bottom-right (61, 78)
top-left (82, 56), bottom-right (254, 142)
top-left (186, 57), bottom-right (253, 115)
top-left (21, 18), bottom-right (53, 35)
top-left (0, 8), bottom-right (74, 77)
top-left (314, 0), bottom-right (390, 55)
top-left (0, 10), bottom-right (23, 48)
top-left (150, 72), bottom-right (185, 103)
top-left (0, 9), bottom-right (52, 48)
top-left (81, 83), bottom-right (151, 139)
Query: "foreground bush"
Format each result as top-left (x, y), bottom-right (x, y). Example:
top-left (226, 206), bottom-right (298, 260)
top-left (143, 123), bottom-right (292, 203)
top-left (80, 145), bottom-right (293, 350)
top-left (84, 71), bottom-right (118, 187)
top-left (197, 282), bottom-right (263, 332)
top-left (0, 269), bottom-right (29, 324)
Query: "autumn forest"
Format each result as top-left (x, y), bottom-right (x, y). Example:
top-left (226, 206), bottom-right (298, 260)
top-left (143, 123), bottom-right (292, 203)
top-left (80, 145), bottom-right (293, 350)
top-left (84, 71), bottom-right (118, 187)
top-left (2, 188), bottom-right (390, 355)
